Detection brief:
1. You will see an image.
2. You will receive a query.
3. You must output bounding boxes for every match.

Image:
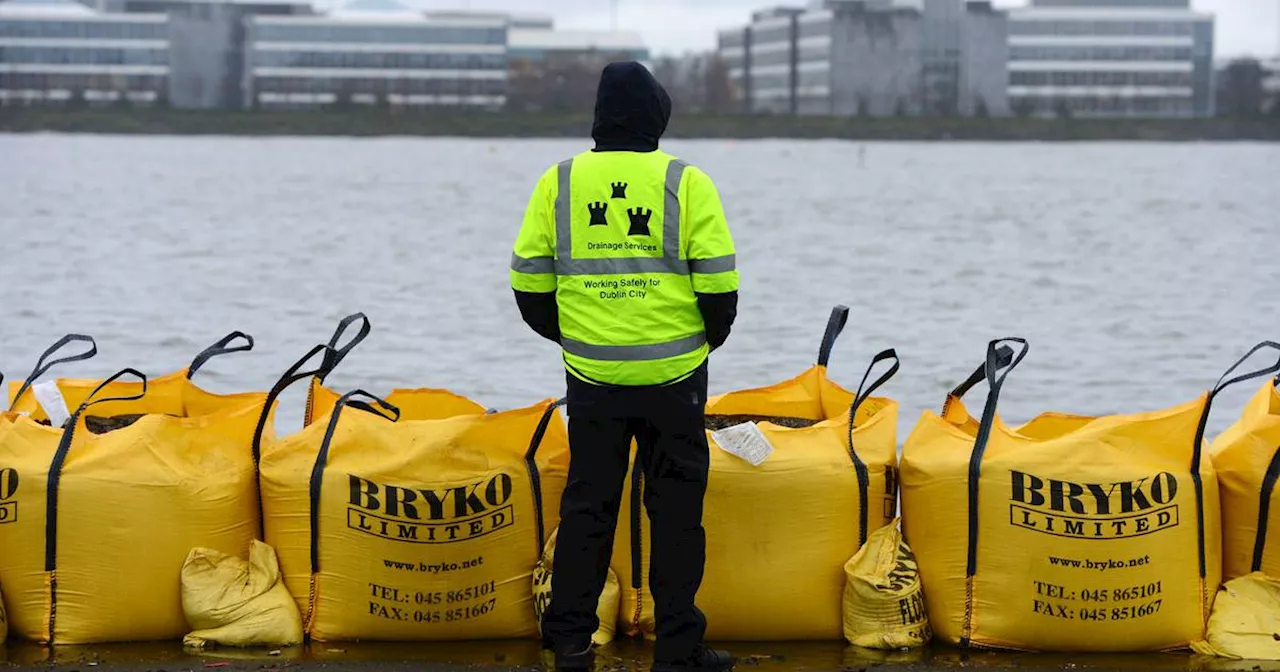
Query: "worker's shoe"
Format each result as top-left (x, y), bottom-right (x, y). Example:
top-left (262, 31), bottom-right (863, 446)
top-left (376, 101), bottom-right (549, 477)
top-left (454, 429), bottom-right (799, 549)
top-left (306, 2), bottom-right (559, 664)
top-left (652, 645), bottom-right (735, 672)
top-left (548, 644), bottom-right (594, 671)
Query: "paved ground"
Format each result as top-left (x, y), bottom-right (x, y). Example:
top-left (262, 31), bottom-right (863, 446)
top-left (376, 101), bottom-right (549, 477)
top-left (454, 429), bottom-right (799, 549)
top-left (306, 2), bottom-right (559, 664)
top-left (3, 640), bottom-right (1278, 672)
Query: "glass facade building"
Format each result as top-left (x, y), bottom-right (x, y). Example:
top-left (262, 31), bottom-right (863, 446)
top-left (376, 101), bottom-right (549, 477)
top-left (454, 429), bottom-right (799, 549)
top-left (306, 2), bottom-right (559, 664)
top-left (1007, 0), bottom-right (1215, 117)
top-left (718, 0), bottom-right (1008, 118)
top-left (245, 12), bottom-right (509, 109)
top-left (0, 1), bottom-right (169, 104)
top-left (1, 1), bottom-right (644, 110)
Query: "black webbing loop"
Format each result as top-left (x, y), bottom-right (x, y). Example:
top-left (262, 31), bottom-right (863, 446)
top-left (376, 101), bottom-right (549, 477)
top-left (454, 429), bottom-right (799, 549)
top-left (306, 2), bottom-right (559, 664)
top-left (1194, 342), bottom-right (1280, 580)
top-left (250, 344), bottom-right (333, 468)
top-left (847, 348), bottom-right (900, 548)
top-left (949, 345), bottom-right (1016, 403)
top-left (43, 366), bottom-right (147, 642)
top-left (11, 334), bottom-right (98, 409)
top-left (525, 398), bottom-right (566, 556)
top-left (965, 338), bottom-right (1030, 578)
top-left (46, 368), bottom-right (148, 571)
top-left (817, 305), bottom-right (850, 368)
top-left (310, 389), bottom-right (401, 573)
top-left (318, 313), bottom-right (371, 382)
top-left (187, 331), bottom-right (254, 379)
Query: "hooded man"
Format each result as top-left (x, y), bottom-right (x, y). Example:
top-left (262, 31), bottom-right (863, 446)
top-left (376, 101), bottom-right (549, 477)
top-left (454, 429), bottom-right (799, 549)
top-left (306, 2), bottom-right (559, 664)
top-left (509, 62), bottom-right (739, 672)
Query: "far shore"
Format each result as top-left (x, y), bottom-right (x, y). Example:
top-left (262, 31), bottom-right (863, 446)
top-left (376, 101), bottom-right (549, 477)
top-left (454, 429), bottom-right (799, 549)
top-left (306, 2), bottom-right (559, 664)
top-left (2, 108), bottom-right (1279, 141)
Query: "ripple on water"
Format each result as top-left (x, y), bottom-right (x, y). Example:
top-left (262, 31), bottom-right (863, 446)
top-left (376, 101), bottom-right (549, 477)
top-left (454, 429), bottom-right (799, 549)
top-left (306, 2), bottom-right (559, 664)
top-left (0, 137), bottom-right (1275, 437)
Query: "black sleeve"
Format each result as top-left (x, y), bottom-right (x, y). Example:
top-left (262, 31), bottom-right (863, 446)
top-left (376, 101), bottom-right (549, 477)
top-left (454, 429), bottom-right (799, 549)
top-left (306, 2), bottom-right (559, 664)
top-left (514, 290), bottom-right (561, 344)
top-left (697, 290), bottom-right (738, 351)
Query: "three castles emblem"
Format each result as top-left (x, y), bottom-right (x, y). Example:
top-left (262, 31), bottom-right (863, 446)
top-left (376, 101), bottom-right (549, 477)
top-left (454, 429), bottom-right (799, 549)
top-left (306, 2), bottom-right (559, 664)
top-left (586, 181), bottom-right (651, 237)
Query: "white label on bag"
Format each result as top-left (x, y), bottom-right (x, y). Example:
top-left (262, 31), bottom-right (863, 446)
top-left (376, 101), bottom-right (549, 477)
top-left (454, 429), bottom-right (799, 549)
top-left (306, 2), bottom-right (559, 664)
top-left (711, 422), bottom-right (774, 466)
top-left (32, 381), bottom-right (71, 428)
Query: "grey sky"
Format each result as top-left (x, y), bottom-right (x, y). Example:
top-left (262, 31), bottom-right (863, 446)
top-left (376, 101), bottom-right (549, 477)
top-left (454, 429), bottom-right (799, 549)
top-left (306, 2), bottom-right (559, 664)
top-left (408, 0), bottom-right (1280, 59)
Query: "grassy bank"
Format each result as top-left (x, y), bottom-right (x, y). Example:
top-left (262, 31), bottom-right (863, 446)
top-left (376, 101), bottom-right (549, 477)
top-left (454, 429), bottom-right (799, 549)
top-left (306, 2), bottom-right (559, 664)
top-left (2, 107), bottom-right (1279, 141)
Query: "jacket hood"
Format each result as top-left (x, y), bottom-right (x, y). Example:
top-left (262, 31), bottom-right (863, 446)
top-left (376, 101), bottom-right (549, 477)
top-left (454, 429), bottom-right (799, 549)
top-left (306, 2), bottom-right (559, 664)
top-left (591, 61), bottom-right (671, 152)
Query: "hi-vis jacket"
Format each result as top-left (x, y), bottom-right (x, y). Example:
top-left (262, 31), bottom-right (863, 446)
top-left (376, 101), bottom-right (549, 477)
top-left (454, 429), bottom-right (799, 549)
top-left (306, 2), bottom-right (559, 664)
top-left (510, 149), bottom-right (738, 387)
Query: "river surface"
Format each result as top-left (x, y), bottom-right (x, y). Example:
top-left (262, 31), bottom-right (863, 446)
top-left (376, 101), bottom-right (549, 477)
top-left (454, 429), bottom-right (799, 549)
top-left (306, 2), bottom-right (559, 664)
top-left (3, 638), bottom-right (1276, 671)
top-left (0, 135), bottom-right (1276, 439)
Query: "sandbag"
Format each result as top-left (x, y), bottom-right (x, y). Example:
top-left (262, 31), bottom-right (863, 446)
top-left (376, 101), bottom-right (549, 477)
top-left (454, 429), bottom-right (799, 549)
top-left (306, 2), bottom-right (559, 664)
top-left (1192, 572), bottom-right (1280, 660)
top-left (181, 540), bottom-right (303, 649)
top-left (0, 333), bottom-right (266, 644)
top-left (613, 306), bottom-right (901, 641)
top-left (902, 340), bottom-right (1279, 652)
top-left (532, 527), bottom-right (619, 646)
top-left (260, 354), bottom-right (570, 642)
top-left (300, 314), bottom-right (487, 427)
top-left (842, 519), bottom-right (931, 650)
top-left (1210, 377), bottom-right (1280, 582)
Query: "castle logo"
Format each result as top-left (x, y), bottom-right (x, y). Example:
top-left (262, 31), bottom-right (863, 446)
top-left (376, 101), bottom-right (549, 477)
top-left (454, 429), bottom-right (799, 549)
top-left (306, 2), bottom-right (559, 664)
top-left (587, 202), bottom-right (609, 226)
top-left (627, 207), bottom-right (653, 237)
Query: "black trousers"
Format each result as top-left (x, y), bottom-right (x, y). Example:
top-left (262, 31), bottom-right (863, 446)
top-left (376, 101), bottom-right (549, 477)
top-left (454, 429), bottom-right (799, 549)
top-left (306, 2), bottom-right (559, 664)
top-left (542, 406), bottom-right (711, 662)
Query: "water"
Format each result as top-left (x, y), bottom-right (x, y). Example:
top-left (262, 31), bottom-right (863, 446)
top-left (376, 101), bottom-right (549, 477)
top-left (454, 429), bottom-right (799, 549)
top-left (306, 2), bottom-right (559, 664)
top-left (3, 639), bottom-right (1276, 671)
top-left (0, 135), bottom-right (1276, 441)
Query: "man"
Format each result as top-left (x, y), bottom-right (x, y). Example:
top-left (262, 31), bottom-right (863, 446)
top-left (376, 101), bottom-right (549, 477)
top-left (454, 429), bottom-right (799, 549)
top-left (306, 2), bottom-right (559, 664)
top-left (509, 61), bottom-right (738, 672)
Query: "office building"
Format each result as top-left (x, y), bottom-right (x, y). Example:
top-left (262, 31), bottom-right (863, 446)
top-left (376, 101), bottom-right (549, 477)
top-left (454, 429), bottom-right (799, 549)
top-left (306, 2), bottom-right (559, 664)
top-left (0, 0), bottom-right (169, 105)
top-left (1007, 0), bottom-right (1215, 117)
top-left (508, 26), bottom-right (646, 64)
top-left (2, 0), bottom-right (647, 110)
top-left (717, 0), bottom-right (1009, 117)
top-left (245, 4), bottom-right (508, 109)
top-left (505, 22), bottom-right (647, 112)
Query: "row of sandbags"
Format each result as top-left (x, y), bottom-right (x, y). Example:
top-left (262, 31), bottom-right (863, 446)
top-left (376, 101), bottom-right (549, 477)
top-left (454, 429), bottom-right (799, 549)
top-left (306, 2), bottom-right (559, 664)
top-left (0, 308), bottom-right (1277, 655)
top-left (0, 322), bottom-right (570, 646)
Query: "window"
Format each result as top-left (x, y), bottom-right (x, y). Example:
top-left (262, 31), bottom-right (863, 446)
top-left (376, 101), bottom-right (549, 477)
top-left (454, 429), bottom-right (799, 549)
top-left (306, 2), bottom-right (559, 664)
top-left (252, 22), bottom-right (500, 45)
top-left (1011, 45), bottom-right (1192, 62)
top-left (254, 48), bottom-right (506, 71)
top-left (798, 20), bottom-right (829, 39)
top-left (1013, 19), bottom-right (1194, 38)
top-left (751, 72), bottom-right (790, 91)
top-left (753, 49), bottom-right (791, 67)
top-left (752, 25), bottom-right (790, 45)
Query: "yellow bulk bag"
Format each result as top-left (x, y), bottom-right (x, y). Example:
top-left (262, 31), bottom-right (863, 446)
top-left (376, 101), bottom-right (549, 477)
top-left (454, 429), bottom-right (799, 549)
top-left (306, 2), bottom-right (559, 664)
top-left (300, 314), bottom-right (486, 427)
top-left (902, 339), bottom-right (1279, 652)
top-left (1192, 572), bottom-right (1280, 660)
top-left (842, 519), bottom-right (931, 650)
top-left (613, 306), bottom-right (901, 641)
top-left (0, 354), bottom-right (265, 644)
top-left (181, 540), bottom-right (304, 649)
top-left (532, 527), bottom-right (620, 646)
top-left (1209, 373), bottom-right (1280, 582)
top-left (260, 376), bottom-right (570, 642)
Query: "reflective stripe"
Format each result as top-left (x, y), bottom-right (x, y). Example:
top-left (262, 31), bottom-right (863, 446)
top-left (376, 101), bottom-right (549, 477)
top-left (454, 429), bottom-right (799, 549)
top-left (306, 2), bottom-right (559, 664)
top-left (689, 254), bottom-right (736, 274)
top-left (561, 333), bottom-right (707, 362)
top-left (553, 156), bottom-right (691, 277)
top-left (663, 159), bottom-right (687, 261)
top-left (554, 158), bottom-right (573, 263)
top-left (557, 257), bottom-right (688, 276)
top-left (511, 253), bottom-right (555, 274)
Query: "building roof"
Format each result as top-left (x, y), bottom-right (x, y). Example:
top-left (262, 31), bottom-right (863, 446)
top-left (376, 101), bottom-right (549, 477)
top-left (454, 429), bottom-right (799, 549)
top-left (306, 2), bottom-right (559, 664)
top-left (0, 0), bottom-right (98, 16)
top-left (509, 27), bottom-right (645, 53)
top-left (330, 0), bottom-right (422, 20)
